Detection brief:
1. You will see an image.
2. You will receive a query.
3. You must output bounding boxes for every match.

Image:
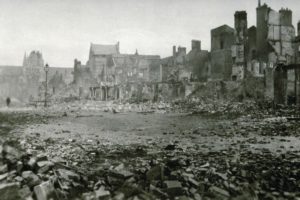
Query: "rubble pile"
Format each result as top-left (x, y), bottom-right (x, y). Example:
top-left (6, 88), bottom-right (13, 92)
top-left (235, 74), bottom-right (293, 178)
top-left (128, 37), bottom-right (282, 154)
top-left (46, 94), bottom-right (290, 117)
top-left (50, 101), bottom-right (172, 114)
top-left (172, 98), bottom-right (261, 116)
top-left (0, 111), bottom-right (49, 135)
top-left (1, 133), bottom-right (300, 200)
top-left (49, 98), bottom-right (260, 116)
top-left (230, 116), bottom-right (300, 137)
top-left (0, 139), bottom-right (91, 200)
top-left (49, 84), bottom-right (80, 103)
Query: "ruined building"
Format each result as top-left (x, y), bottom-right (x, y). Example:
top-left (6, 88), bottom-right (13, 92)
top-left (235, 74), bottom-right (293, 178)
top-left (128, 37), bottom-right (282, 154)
top-left (210, 25), bottom-right (235, 80)
top-left (247, 26), bottom-right (261, 77)
top-left (159, 1), bottom-right (300, 105)
top-left (186, 40), bottom-right (210, 82)
top-left (1, 1), bottom-right (299, 105)
top-left (87, 43), bottom-right (120, 83)
top-left (256, 4), bottom-right (295, 66)
top-left (161, 40), bottom-right (210, 82)
top-left (254, 3), bottom-right (296, 104)
top-left (73, 42), bottom-right (161, 100)
top-left (231, 11), bottom-right (248, 81)
top-left (161, 46), bottom-right (188, 82)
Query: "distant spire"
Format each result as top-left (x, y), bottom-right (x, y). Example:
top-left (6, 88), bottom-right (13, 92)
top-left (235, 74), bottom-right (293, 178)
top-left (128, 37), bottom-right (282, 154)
top-left (135, 49), bottom-right (139, 55)
top-left (258, 0), bottom-right (261, 7)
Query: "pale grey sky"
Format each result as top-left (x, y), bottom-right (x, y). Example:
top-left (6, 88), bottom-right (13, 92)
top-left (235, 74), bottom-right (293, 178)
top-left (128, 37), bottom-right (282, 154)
top-left (0, 0), bottom-right (299, 68)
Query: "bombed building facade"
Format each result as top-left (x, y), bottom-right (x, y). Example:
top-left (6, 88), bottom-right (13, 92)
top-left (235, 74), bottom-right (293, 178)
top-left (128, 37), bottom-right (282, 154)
top-left (73, 43), bottom-right (161, 101)
top-left (71, 1), bottom-right (300, 104)
top-left (158, 1), bottom-right (300, 105)
top-left (161, 40), bottom-right (210, 83)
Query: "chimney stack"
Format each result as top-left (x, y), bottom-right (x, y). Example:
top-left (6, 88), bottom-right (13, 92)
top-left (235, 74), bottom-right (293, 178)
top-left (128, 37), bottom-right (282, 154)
top-left (297, 21), bottom-right (300, 36)
top-left (173, 46), bottom-right (176, 57)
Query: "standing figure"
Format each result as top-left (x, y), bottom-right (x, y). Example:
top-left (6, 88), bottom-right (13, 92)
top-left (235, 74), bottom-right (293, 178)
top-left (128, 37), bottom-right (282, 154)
top-left (6, 97), bottom-right (11, 107)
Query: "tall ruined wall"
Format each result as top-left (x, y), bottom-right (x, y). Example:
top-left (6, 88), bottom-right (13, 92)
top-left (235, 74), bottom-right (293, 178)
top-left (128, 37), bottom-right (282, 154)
top-left (211, 50), bottom-right (233, 80)
top-left (279, 9), bottom-right (292, 26)
top-left (211, 31), bottom-right (235, 51)
top-left (191, 40), bottom-right (201, 51)
top-left (257, 4), bottom-right (295, 65)
top-left (211, 26), bottom-right (235, 80)
top-left (256, 4), bottom-right (270, 62)
top-left (248, 26), bottom-right (257, 60)
top-left (234, 11), bottom-right (248, 45)
top-left (267, 8), bottom-right (295, 64)
top-left (231, 11), bottom-right (248, 81)
top-left (187, 50), bottom-right (210, 81)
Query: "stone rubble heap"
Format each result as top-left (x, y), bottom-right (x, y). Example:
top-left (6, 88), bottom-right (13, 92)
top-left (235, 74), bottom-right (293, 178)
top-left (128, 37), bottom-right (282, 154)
top-left (0, 134), bottom-right (300, 200)
top-left (49, 98), bottom-right (262, 116)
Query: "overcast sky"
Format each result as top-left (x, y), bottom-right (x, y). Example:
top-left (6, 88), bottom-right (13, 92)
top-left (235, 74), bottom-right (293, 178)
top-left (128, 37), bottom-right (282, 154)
top-left (0, 0), bottom-right (299, 68)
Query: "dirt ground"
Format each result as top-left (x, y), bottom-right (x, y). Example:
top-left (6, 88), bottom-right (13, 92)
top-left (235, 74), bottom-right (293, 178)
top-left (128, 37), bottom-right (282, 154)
top-left (17, 109), bottom-right (300, 154)
top-left (1, 102), bottom-right (300, 199)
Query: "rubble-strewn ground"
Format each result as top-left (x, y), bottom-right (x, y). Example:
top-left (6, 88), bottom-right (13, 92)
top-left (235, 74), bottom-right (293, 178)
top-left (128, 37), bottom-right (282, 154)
top-left (0, 100), bottom-right (300, 200)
